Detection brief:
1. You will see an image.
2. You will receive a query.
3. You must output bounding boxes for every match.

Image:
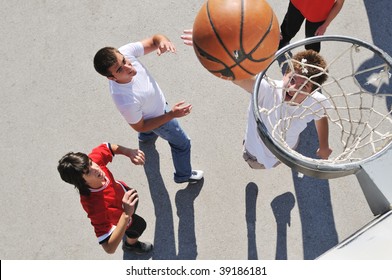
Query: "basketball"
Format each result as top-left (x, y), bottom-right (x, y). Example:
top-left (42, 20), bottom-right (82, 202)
top-left (192, 0), bottom-right (280, 80)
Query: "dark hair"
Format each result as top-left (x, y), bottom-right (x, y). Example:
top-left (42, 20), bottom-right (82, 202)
top-left (287, 50), bottom-right (328, 91)
top-left (93, 47), bottom-right (119, 77)
top-left (57, 152), bottom-right (91, 196)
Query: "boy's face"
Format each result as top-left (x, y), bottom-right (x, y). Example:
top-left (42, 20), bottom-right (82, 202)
top-left (282, 72), bottom-right (312, 104)
top-left (82, 160), bottom-right (106, 188)
top-left (107, 51), bottom-right (137, 84)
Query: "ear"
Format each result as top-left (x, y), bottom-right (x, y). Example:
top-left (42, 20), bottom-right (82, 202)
top-left (305, 81), bottom-right (313, 93)
top-left (107, 76), bottom-right (116, 81)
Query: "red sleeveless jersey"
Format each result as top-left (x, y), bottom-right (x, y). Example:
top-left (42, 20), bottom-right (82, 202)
top-left (291, 0), bottom-right (335, 22)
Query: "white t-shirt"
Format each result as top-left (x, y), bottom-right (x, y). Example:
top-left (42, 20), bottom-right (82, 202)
top-left (244, 78), bottom-right (331, 168)
top-left (109, 42), bottom-right (166, 124)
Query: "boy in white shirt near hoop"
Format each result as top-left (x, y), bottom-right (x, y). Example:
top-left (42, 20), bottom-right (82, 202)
top-left (181, 31), bottom-right (332, 169)
top-left (235, 50), bottom-right (332, 169)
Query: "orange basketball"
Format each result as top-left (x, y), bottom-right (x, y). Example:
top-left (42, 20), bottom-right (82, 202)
top-left (192, 0), bottom-right (280, 80)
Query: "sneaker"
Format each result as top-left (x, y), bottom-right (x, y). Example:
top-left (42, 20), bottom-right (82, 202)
top-left (122, 241), bottom-right (153, 254)
top-left (175, 170), bottom-right (204, 184)
top-left (189, 170), bottom-right (204, 181)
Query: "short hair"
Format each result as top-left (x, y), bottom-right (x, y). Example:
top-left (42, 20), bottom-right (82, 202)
top-left (57, 152), bottom-right (91, 196)
top-left (287, 50), bottom-right (328, 91)
top-left (93, 47), bottom-right (119, 77)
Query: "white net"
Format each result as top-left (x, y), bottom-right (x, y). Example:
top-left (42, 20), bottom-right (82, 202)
top-left (255, 37), bottom-right (392, 170)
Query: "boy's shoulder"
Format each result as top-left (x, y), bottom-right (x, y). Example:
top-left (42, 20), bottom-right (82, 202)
top-left (118, 42), bottom-right (144, 59)
top-left (89, 143), bottom-right (114, 166)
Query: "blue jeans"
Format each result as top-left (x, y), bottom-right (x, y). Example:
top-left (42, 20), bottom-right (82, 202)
top-left (139, 118), bottom-right (192, 183)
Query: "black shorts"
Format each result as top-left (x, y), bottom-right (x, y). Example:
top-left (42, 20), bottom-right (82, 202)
top-left (99, 213), bottom-right (147, 244)
top-left (125, 214), bottom-right (147, 239)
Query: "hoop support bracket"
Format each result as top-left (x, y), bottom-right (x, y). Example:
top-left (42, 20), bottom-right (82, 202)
top-left (355, 147), bottom-right (392, 216)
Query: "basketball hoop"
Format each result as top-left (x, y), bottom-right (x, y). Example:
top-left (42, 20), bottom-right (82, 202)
top-left (253, 35), bottom-right (392, 180)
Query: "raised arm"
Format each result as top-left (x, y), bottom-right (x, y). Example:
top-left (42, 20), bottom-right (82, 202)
top-left (181, 29), bottom-right (256, 94)
top-left (315, 116), bottom-right (332, 159)
top-left (140, 34), bottom-right (176, 56)
top-left (110, 143), bottom-right (145, 165)
top-left (232, 76), bottom-right (256, 94)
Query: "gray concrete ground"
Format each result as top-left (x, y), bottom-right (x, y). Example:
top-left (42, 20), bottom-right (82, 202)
top-left (0, 0), bottom-right (390, 260)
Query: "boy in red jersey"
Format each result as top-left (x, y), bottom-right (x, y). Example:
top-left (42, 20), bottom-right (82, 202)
top-left (57, 143), bottom-right (152, 255)
top-left (279, 0), bottom-right (345, 52)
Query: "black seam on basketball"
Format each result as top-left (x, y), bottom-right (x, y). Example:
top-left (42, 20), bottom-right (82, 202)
top-left (194, 42), bottom-right (235, 79)
top-left (225, 0), bottom-right (273, 77)
top-left (205, 1), bottom-right (239, 78)
top-left (247, 13), bottom-right (276, 63)
top-left (203, 0), bottom-right (276, 78)
top-left (206, 0), bottom-right (254, 78)
top-left (230, 0), bottom-right (258, 76)
top-left (206, 1), bottom-right (240, 65)
top-left (238, 0), bottom-right (245, 60)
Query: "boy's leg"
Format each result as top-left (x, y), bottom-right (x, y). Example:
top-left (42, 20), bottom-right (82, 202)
top-left (242, 148), bottom-right (281, 169)
top-left (153, 118), bottom-right (193, 183)
top-left (123, 214), bottom-right (152, 254)
top-left (124, 214), bottom-right (147, 240)
top-left (138, 131), bottom-right (158, 143)
top-left (304, 20), bottom-right (323, 52)
top-left (279, 2), bottom-right (305, 49)
top-left (242, 148), bottom-right (267, 169)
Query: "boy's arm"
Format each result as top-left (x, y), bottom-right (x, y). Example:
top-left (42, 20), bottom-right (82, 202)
top-left (315, 117), bottom-right (332, 159)
top-left (140, 34), bottom-right (176, 56)
top-left (110, 143), bottom-right (145, 165)
top-left (232, 76), bottom-right (256, 94)
top-left (129, 101), bottom-right (192, 133)
top-left (315, 0), bottom-right (345, 35)
top-left (180, 29), bottom-right (256, 94)
top-left (101, 189), bottom-right (138, 254)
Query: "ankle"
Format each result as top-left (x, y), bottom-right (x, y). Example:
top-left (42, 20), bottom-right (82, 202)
top-left (125, 239), bottom-right (139, 246)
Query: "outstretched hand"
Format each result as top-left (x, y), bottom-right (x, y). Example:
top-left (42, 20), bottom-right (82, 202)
top-left (119, 146), bottom-right (145, 165)
top-left (169, 101), bottom-right (193, 118)
top-left (127, 148), bottom-right (145, 165)
top-left (156, 38), bottom-right (176, 55)
top-left (181, 29), bottom-right (193, 46)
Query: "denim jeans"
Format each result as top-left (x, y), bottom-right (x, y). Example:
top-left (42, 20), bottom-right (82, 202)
top-left (139, 118), bottom-right (192, 183)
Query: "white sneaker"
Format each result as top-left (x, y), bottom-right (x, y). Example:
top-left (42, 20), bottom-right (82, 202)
top-left (175, 170), bottom-right (204, 183)
top-left (188, 170), bottom-right (204, 182)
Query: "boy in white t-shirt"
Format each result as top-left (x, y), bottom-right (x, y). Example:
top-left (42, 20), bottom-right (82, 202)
top-left (94, 34), bottom-right (203, 183)
top-left (181, 31), bottom-right (332, 169)
top-left (235, 50), bottom-right (332, 169)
